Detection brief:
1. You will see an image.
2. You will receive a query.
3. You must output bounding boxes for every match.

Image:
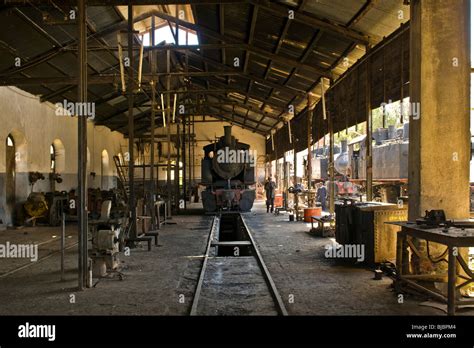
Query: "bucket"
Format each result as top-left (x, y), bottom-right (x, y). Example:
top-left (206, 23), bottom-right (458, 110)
top-left (274, 194), bottom-right (283, 207)
top-left (304, 207), bottom-right (322, 222)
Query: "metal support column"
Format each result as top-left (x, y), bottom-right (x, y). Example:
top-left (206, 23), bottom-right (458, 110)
top-left (182, 113), bottom-right (187, 209)
top-left (191, 115), bottom-right (195, 184)
top-left (283, 151), bottom-right (287, 209)
top-left (166, 48), bottom-right (172, 217)
top-left (186, 95), bottom-right (193, 187)
top-left (293, 145), bottom-right (298, 219)
top-left (127, 3), bottom-right (137, 238)
top-left (365, 53), bottom-right (373, 201)
top-left (149, 15), bottom-right (156, 228)
top-left (306, 94), bottom-right (313, 206)
top-left (188, 101), bottom-right (192, 187)
top-left (328, 110), bottom-right (335, 214)
top-left (175, 102), bottom-right (181, 212)
top-left (77, 0), bottom-right (88, 290)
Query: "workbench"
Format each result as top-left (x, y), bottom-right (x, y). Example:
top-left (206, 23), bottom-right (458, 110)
top-left (310, 215), bottom-right (335, 237)
top-left (391, 221), bottom-right (474, 315)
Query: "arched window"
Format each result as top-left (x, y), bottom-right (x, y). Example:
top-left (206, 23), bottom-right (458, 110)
top-left (51, 139), bottom-right (66, 173)
top-left (101, 150), bottom-right (110, 190)
top-left (7, 135), bottom-right (14, 147)
top-left (5, 134), bottom-right (16, 222)
top-left (50, 144), bottom-right (56, 172)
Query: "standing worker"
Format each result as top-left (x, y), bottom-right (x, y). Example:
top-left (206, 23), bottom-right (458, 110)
top-left (264, 176), bottom-right (276, 213)
top-left (317, 181), bottom-right (327, 211)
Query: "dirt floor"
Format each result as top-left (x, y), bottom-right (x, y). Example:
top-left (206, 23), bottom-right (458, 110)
top-left (0, 201), bottom-right (465, 316)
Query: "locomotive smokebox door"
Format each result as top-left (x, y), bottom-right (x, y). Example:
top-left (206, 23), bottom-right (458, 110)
top-left (201, 126), bottom-right (256, 213)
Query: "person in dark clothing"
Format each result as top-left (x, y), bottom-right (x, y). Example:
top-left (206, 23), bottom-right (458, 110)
top-left (317, 181), bottom-right (327, 211)
top-left (264, 176), bottom-right (276, 213)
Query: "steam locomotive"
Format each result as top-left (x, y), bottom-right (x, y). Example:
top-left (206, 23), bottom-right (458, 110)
top-left (201, 126), bottom-right (256, 212)
top-left (312, 123), bottom-right (409, 202)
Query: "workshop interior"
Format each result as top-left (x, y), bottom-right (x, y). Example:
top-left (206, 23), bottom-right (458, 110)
top-left (0, 0), bottom-right (473, 345)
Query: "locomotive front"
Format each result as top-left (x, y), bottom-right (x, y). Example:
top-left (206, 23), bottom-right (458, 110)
top-left (201, 126), bottom-right (256, 212)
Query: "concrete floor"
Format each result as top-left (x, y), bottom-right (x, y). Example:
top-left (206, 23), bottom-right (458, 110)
top-left (0, 201), bottom-right (459, 315)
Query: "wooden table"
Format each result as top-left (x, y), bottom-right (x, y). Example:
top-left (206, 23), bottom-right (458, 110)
top-left (311, 216), bottom-right (327, 231)
top-left (390, 221), bottom-right (474, 315)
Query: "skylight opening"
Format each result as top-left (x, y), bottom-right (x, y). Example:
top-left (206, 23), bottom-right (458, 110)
top-left (141, 24), bottom-right (199, 47)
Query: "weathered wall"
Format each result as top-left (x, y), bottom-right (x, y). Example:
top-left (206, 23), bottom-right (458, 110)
top-left (0, 87), bottom-right (127, 225)
top-left (0, 86), bottom-right (266, 225)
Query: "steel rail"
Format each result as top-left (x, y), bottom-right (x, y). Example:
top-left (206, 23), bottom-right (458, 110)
top-left (189, 215), bottom-right (219, 316)
top-left (240, 214), bottom-right (289, 316)
top-left (190, 213), bottom-right (288, 316)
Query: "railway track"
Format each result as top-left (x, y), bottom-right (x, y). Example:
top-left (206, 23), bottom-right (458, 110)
top-left (190, 212), bottom-right (288, 316)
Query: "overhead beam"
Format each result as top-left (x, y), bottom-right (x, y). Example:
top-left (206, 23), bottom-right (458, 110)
top-left (190, 77), bottom-right (289, 113)
top-left (39, 62), bottom-right (124, 102)
top-left (330, 42), bottom-right (358, 71)
top-left (261, 10), bottom-right (295, 112)
top-left (249, 0), bottom-right (372, 45)
top-left (180, 63), bottom-right (282, 112)
top-left (243, 4), bottom-right (259, 73)
top-left (0, 71), bottom-right (246, 86)
top-left (283, 30), bottom-right (323, 87)
top-left (3, 0), bottom-right (248, 4)
top-left (96, 95), bottom-right (150, 123)
top-left (347, 0), bottom-right (377, 28)
top-left (105, 101), bottom-right (278, 126)
top-left (4, 0), bottom-right (371, 44)
top-left (149, 10), bottom-right (333, 79)
top-left (182, 49), bottom-right (307, 95)
top-left (205, 93), bottom-right (280, 120)
top-left (121, 111), bottom-right (273, 134)
top-left (0, 10), bottom-right (157, 77)
top-left (128, 109), bottom-right (268, 137)
top-left (111, 107), bottom-right (274, 131)
top-left (195, 107), bottom-right (269, 135)
top-left (219, 4), bottom-right (227, 84)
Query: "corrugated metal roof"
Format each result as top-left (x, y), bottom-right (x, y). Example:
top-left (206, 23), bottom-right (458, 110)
top-left (0, 0), bottom-right (409, 137)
